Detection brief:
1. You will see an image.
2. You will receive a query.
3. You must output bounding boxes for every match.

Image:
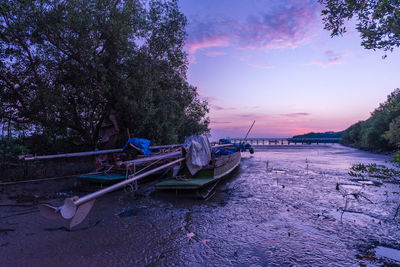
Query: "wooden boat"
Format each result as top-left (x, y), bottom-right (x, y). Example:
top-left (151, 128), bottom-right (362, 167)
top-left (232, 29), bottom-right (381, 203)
top-left (33, 135), bottom-right (253, 228)
top-left (77, 148), bottom-right (182, 185)
top-left (26, 139), bottom-right (185, 228)
top-left (155, 143), bottom-right (241, 198)
top-left (20, 142), bottom-right (183, 185)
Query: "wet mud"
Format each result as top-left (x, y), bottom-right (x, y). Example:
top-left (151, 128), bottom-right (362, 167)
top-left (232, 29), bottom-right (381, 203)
top-left (1, 144), bottom-right (400, 266)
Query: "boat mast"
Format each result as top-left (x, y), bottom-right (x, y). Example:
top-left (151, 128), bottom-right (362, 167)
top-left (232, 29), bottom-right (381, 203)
top-left (243, 120), bottom-right (255, 143)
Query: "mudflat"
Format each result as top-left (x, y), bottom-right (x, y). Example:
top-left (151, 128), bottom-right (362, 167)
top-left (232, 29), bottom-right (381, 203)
top-left (1, 144), bottom-right (399, 266)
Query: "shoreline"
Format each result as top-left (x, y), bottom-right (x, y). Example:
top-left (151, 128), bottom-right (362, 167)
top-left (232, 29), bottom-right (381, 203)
top-left (339, 143), bottom-right (397, 156)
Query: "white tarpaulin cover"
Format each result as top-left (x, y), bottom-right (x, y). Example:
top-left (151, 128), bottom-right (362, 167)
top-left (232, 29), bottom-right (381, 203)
top-left (183, 135), bottom-right (211, 175)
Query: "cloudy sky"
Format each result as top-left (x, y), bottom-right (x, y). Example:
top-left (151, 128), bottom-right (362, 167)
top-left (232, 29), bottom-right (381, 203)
top-left (179, 0), bottom-right (400, 139)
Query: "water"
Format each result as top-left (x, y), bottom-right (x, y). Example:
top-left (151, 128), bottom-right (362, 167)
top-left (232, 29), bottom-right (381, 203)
top-left (1, 144), bottom-right (400, 266)
top-left (375, 246), bottom-right (400, 262)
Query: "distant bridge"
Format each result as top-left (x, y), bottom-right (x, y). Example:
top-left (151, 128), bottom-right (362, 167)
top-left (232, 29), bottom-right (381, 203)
top-left (229, 138), bottom-right (341, 145)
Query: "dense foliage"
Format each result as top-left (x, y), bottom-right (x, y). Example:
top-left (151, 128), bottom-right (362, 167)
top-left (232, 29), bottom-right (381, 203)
top-left (0, 137), bottom-right (28, 162)
top-left (0, 0), bottom-right (209, 152)
top-left (292, 131), bottom-right (344, 139)
top-left (341, 89), bottom-right (400, 150)
top-left (319, 0), bottom-right (400, 53)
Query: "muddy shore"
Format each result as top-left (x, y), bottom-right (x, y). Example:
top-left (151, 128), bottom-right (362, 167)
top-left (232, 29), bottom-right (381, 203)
top-left (1, 144), bottom-right (400, 266)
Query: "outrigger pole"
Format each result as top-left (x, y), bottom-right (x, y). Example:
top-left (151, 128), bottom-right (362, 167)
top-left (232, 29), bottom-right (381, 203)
top-left (39, 158), bottom-right (184, 228)
top-left (20, 144), bottom-right (182, 161)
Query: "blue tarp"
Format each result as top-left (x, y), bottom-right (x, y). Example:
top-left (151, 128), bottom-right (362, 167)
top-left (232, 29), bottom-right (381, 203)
top-left (214, 147), bottom-right (235, 155)
top-left (216, 138), bottom-right (238, 155)
top-left (123, 138), bottom-right (151, 156)
top-left (218, 138), bottom-right (252, 153)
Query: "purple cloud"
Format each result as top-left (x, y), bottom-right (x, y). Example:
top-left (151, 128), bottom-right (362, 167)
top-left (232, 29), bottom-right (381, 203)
top-left (210, 121), bottom-right (233, 124)
top-left (211, 105), bottom-right (237, 111)
top-left (204, 51), bottom-right (227, 57)
top-left (200, 96), bottom-right (217, 103)
top-left (248, 63), bottom-right (273, 69)
top-left (303, 50), bottom-right (348, 67)
top-left (280, 112), bottom-right (310, 117)
top-left (234, 113), bottom-right (267, 120)
top-left (186, 0), bottom-right (320, 54)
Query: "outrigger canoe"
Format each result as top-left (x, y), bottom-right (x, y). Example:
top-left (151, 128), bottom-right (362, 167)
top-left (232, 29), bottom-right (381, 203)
top-left (155, 151), bottom-right (240, 198)
top-left (155, 136), bottom-right (251, 198)
top-left (31, 135), bottom-right (253, 228)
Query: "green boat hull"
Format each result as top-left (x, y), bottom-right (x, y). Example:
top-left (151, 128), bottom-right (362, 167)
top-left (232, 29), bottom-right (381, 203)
top-left (78, 172), bottom-right (127, 183)
top-left (155, 152), bottom-right (241, 190)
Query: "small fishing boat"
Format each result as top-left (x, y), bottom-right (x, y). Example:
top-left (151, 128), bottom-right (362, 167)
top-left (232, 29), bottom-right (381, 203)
top-left (34, 122), bottom-right (256, 228)
top-left (77, 142), bottom-right (183, 185)
top-left (20, 138), bottom-right (183, 185)
top-left (155, 136), bottom-right (250, 198)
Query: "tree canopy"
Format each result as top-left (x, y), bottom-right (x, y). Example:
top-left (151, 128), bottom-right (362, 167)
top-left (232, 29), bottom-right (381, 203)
top-left (319, 0), bottom-right (400, 53)
top-left (0, 0), bottom-right (209, 151)
top-left (341, 88), bottom-right (400, 150)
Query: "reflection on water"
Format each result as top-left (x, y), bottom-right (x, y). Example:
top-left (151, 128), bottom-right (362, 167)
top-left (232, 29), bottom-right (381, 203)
top-left (358, 180), bottom-right (375, 185)
top-left (1, 144), bottom-right (400, 266)
top-left (375, 246), bottom-right (400, 262)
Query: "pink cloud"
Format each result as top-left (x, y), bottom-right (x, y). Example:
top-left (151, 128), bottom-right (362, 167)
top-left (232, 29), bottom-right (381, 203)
top-left (303, 50), bottom-right (348, 67)
top-left (238, 105), bottom-right (262, 110)
top-left (280, 112), bottom-right (310, 117)
top-left (250, 106), bottom-right (261, 109)
top-left (248, 63), bottom-right (273, 69)
top-left (210, 121), bottom-right (232, 124)
top-left (187, 36), bottom-right (230, 54)
top-left (186, 0), bottom-right (320, 54)
top-left (204, 51), bottom-right (227, 57)
top-left (201, 96), bottom-right (217, 103)
top-left (211, 105), bottom-right (237, 111)
top-left (235, 113), bottom-right (259, 118)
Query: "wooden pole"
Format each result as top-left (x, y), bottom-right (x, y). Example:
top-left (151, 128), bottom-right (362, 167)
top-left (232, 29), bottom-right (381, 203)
top-left (243, 120), bottom-right (255, 142)
top-left (20, 144), bottom-right (184, 161)
top-left (129, 143), bottom-right (143, 153)
top-left (76, 158), bottom-right (185, 206)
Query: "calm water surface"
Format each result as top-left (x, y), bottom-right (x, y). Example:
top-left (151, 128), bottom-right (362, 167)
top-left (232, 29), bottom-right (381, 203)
top-left (1, 144), bottom-right (400, 266)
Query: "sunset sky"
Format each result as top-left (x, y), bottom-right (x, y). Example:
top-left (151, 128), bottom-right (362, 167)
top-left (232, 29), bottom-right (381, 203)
top-left (179, 0), bottom-right (400, 139)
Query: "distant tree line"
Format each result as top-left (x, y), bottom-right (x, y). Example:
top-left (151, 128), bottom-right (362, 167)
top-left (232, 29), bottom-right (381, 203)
top-left (292, 131), bottom-right (344, 139)
top-left (341, 89), bottom-right (400, 151)
top-left (0, 0), bottom-right (209, 156)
